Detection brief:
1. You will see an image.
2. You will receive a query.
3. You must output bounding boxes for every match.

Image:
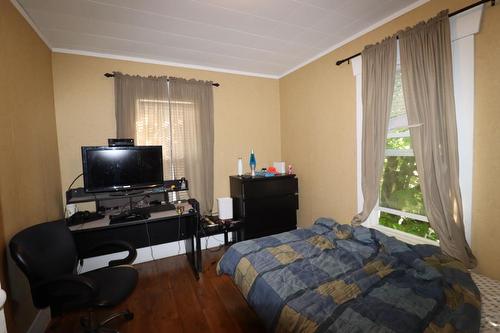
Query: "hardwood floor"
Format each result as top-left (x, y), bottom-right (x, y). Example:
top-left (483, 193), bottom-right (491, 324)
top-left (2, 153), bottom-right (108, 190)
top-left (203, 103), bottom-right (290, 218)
top-left (46, 248), bottom-right (265, 333)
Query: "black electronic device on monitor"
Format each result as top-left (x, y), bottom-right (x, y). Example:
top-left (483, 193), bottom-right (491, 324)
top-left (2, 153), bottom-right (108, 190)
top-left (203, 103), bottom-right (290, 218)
top-left (108, 138), bottom-right (134, 147)
top-left (81, 145), bottom-right (164, 193)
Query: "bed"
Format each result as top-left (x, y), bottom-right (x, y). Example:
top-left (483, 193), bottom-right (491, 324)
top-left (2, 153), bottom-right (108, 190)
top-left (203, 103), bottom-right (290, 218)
top-left (217, 218), bottom-right (481, 333)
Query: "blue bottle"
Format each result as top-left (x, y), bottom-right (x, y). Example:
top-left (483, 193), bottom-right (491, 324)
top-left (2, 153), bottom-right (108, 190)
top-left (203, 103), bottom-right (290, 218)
top-left (249, 149), bottom-right (256, 176)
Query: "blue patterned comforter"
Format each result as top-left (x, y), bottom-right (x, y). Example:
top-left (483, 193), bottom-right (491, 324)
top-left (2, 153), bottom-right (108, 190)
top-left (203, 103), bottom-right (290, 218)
top-left (217, 218), bottom-right (480, 333)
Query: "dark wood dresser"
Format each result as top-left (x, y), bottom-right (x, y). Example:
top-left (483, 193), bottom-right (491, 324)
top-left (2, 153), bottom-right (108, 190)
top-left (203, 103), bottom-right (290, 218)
top-left (230, 174), bottom-right (298, 240)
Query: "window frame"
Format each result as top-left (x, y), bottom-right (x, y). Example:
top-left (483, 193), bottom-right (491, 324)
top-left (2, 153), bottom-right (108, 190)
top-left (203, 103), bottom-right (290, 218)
top-left (352, 6), bottom-right (483, 245)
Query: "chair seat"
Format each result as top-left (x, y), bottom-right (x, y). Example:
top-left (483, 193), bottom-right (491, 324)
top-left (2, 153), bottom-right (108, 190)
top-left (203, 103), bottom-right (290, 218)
top-left (82, 266), bottom-right (138, 307)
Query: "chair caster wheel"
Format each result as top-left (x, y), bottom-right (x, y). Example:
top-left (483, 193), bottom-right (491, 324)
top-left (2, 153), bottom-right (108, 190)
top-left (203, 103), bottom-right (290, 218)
top-left (124, 311), bottom-right (134, 321)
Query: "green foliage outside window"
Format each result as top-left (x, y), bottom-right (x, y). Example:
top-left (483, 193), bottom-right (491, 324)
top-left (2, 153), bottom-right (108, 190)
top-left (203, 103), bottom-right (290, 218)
top-left (381, 132), bottom-right (425, 215)
top-left (379, 212), bottom-right (438, 241)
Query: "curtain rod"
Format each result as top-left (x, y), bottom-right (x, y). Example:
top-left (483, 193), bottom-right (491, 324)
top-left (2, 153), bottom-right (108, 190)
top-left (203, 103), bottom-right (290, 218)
top-left (335, 0), bottom-right (495, 66)
top-left (104, 72), bottom-right (220, 87)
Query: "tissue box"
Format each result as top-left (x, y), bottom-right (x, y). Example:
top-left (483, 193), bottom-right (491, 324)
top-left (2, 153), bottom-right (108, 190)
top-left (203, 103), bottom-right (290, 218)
top-left (273, 162), bottom-right (286, 174)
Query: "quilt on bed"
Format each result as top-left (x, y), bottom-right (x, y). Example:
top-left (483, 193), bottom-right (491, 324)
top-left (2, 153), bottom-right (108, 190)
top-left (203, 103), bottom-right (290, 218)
top-left (217, 218), bottom-right (480, 333)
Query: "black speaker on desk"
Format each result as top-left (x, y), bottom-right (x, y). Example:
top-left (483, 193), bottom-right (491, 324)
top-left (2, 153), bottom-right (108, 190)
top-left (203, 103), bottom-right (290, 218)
top-left (108, 138), bottom-right (134, 147)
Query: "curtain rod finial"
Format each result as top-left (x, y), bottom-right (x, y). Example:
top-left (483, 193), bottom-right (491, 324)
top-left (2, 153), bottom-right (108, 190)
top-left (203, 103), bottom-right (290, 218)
top-left (104, 72), bottom-right (114, 78)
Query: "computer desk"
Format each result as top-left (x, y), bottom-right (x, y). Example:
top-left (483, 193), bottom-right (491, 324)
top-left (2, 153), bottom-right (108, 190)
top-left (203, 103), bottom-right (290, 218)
top-left (68, 201), bottom-right (199, 278)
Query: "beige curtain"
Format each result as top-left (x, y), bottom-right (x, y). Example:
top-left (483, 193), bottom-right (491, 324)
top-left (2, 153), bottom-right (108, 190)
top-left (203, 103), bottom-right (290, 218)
top-left (169, 78), bottom-right (214, 215)
top-left (114, 72), bottom-right (173, 182)
top-left (399, 11), bottom-right (476, 268)
top-left (352, 37), bottom-right (397, 226)
top-left (114, 72), bottom-right (169, 141)
top-left (114, 73), bottom-right (215, 214)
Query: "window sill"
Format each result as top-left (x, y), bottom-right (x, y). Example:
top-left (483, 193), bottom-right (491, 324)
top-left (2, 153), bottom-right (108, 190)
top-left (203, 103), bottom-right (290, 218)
top-left (370, 224), bottom-right (439, 246)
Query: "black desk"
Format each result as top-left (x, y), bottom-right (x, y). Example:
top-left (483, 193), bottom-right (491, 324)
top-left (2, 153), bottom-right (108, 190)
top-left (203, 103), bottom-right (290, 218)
top-left (68, 201), bottom-right (199, 277)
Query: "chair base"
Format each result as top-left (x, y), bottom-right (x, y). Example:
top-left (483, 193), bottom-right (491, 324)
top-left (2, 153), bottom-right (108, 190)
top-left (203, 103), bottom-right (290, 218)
top-left (80, 309), bottom-right (134, 333)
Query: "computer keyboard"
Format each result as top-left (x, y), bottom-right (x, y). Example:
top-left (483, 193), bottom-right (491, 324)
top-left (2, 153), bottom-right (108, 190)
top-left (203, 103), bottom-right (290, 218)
top-left (66, 211), bottom-right (105, 226)
top-left (109, 212), bottom-right (149, 224)
top-left (109, 203), bottom-right (176, 225)
top-left (141, 202), bottom-right (176, 213)
top-left (109, 209), bottom-right (150, 224)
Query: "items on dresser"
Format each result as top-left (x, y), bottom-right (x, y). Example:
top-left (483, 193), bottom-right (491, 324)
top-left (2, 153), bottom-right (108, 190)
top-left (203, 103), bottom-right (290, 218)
top-left (249, 149), bottom-right (257, 176)
top-left (273, 161), bottom-right (286, 174)
top-left (230, 174), bottom-right (298, 239)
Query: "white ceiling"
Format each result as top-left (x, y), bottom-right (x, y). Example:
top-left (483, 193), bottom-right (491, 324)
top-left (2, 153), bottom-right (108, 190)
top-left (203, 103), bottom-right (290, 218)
top-left (15, 0), bottom-right (425, 78)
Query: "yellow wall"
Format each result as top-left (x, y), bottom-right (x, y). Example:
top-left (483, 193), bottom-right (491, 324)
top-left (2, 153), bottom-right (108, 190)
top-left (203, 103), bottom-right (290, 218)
top-left (471, 5), bottom-right (500, 280)
top-left (279, 0), bottom-right (500, 279)
top-left (0, 0), bottom-right (62, 332)
top-left (52, 53), bottom-right (281, 209)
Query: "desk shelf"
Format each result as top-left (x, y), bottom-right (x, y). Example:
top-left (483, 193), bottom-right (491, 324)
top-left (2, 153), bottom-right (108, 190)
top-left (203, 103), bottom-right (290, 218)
top-left (195, 216), bottom-right (245, 272)
top-left (66, 179), bottom-right (189, 204)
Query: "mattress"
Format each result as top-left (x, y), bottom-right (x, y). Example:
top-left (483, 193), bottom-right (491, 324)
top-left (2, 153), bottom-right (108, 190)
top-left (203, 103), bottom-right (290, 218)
top-left (217, 218), bottom-right (481, 333)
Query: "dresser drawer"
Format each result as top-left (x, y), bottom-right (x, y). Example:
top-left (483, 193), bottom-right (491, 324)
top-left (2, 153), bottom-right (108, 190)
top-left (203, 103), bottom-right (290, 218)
top-left (242, 177), bottom-right (298, 199)
top-left (243, 194), bottom-right (298, 216)
top-left (244, 218), bottom-right (296, 239)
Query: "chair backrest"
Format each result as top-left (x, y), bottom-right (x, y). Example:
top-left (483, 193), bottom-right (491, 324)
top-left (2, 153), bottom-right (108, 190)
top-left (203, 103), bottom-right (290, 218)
top-left (9, 220), bottom-right (78, 307)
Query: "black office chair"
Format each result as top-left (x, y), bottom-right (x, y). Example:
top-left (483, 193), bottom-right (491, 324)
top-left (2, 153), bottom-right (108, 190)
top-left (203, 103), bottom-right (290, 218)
top-left (9, 220), bottom-right (138, 333)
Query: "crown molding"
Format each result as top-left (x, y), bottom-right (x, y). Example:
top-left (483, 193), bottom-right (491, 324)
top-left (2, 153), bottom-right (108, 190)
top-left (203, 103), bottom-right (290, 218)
top-left (52, 48), bottom-right (281, 79)
top-left (10, 0), bottom-right (51, 48)
top-left (278, 0), bottom-right (431, 78)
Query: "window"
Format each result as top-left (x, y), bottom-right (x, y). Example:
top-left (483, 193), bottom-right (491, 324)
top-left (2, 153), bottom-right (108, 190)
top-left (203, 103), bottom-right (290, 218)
top-left (135, 98), bottom-right (193, 200)
top-left (379, 70), bottom-right (438, 241)
top-left (352, 8), bottom-right (481, 245)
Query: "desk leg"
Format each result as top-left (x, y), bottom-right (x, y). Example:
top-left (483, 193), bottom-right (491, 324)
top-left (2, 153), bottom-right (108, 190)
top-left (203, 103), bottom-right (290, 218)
top-left (185, 236), bottom-right (199, 279)
top-left (224, 231), bottom-right (229, 245)
top-left (195, 232), bottom-right (202, 273)
top-left (235, 229), bottom-right (245, 242)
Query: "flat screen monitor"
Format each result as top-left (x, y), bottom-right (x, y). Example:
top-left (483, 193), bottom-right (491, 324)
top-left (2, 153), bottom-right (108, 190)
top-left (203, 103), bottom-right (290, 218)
top-left (81, 146), bottom-right (164, 193)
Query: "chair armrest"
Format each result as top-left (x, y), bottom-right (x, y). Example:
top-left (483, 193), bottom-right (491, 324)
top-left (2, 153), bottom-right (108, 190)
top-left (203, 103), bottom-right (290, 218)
top-left (79, 240), bottom-right (137, 267)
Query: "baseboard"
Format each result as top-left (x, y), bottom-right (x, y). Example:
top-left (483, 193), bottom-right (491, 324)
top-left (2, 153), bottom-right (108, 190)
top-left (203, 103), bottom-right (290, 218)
top-left (80, 234), bottom-right (230, 273)
top-left (27, 308), bottom-right (51, 333)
